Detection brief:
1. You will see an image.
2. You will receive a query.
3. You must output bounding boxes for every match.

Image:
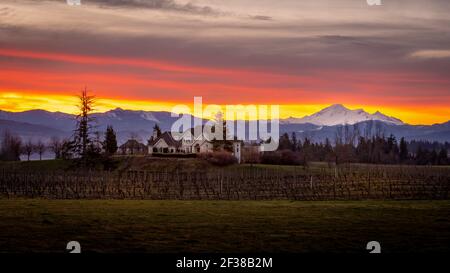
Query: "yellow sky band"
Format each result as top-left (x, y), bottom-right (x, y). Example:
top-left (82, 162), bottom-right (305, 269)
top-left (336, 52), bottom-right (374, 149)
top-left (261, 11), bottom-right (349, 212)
top-left (0, 91), bottom-right (449, 125)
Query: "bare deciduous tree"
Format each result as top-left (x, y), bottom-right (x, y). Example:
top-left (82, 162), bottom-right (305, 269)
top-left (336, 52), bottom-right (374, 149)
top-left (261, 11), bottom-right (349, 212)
top-left (0, 130), bottom-right (22, 161)
top-left (22, 139), bottom-right (35, 161)
top-left (49, 136), bottom-right (62, 159)
top-left (35, 139), bottom-right (46, 160)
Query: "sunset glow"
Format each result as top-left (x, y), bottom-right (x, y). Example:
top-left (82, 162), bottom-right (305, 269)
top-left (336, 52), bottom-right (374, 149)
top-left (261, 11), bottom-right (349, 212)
top-left (1, 91), bottom-right (449, 125)
top-left (0, 0), bottom-right (449, 125)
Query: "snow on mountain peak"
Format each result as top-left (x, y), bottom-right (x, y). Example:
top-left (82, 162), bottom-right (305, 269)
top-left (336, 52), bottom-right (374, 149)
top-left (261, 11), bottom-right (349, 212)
top-left (282, 104), bottom-right (404, 126)
top-left (139, 112), bottom-right (159, 122)
top-left (101, 108), bottom-right (159, 122)
top-left (327, 104), bottom-right (346, 109)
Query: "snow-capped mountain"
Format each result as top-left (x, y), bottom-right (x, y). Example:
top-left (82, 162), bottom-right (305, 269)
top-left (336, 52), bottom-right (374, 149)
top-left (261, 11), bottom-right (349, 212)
top-left (282, 104), bottom-right (404, 126)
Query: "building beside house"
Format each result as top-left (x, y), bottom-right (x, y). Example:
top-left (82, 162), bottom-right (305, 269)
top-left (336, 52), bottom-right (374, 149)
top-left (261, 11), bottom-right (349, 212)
top-left (119, 139), bottom-right (147, 155)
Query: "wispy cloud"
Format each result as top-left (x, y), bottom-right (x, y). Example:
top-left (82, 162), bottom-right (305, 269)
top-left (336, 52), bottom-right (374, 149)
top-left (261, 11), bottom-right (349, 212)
top-left (410, 50), bottom-right (450, 59)
top-left (0, 7), bottom-right (13, 16)
top-left (250, 15), bottom-right (272, 21)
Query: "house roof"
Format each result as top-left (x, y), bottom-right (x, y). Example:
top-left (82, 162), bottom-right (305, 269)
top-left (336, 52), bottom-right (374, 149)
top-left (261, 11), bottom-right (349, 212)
top-left (148, 126), bottom-right (242, 148)
top-left (148, 132), bottom-right (181, 148)
top-left (180, 125), bottom-right (217, 141)
top-left (120, 139), bottom-right (146, 149)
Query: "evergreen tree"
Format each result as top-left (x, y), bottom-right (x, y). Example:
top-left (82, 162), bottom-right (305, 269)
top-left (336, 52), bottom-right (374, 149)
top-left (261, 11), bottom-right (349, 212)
top-left (399, 137), bottom-right (408, 162)
top-left (438, 148), bottom-right (448, 165)
top-left (430, 149), bottom-right (438, 165)
top-left (278, 133), bottom-right (292, 150)
top-left (416, 146), bottom-right (428, 165)
top-left (291, 132), bottom-right (298, 151)
top-left (72, 87), bottom-right (98, 164)
top-left (356, 136), bottom-right (369, 163)
top-left (323, 138), bottom-right (335, 165)
top-left (153, 124), bottom-right (162, 137)
top-left (104, 125), bottom-right (118, 155)
top-left (61, 139), bottom-right (74, 160)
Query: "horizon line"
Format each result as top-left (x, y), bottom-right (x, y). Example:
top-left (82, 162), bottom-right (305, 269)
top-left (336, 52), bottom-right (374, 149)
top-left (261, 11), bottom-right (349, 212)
top-left (1, 104), bottom-right (449, 126)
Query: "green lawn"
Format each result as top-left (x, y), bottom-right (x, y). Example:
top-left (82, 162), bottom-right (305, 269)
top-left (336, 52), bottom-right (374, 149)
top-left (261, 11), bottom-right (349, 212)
top-left (0, 200), bottom-right (449, 253)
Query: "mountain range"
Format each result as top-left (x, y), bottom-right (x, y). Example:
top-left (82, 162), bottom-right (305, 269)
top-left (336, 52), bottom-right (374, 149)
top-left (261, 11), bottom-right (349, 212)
top-left (0, 105), bottom-right (449, 144)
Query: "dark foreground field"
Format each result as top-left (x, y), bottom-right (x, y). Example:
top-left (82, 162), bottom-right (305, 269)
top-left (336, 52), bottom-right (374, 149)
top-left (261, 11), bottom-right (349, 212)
top-left (0, 200), bottom-right (449, 253)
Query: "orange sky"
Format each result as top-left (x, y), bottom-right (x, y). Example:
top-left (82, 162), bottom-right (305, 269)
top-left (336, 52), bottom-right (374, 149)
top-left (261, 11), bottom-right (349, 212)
top-left (0, 47), bottom-right (449, 125)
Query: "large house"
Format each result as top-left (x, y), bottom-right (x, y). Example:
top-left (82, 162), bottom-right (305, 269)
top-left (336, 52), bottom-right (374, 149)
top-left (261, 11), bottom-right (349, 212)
top-left (147, 126), bottom-right (242, 163)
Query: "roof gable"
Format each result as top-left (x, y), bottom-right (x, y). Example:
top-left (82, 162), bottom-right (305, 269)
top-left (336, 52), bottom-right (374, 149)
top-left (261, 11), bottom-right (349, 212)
top-left (120, 139), bottom-right (146, 149)
top-left (149, 131), bottom-right (181, 147)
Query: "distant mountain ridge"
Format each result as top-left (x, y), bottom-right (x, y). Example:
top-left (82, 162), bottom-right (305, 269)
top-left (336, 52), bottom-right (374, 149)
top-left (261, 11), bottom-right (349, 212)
top-left (0, 106), bottom-right (449, 144)
top-left (0, 108), bottom-right (200, 144)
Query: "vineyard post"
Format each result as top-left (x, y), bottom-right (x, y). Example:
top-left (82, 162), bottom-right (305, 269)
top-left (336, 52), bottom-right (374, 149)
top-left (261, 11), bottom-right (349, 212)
top-left (220, 171), bottom-right (223, 199)
top-left (333, 178), bottom-right (336, 200)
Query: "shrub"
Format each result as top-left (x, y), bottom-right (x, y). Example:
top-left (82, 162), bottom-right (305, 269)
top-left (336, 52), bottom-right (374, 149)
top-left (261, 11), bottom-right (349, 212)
top-left (200, 151), bottom-right (237, 166)
top-left (260, 151), bottom-right (281, 165)
top-left (261, 150), bottom-right (302, 165)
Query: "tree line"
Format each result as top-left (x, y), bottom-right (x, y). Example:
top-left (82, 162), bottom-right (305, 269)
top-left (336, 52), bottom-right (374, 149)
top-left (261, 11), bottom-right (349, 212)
top-left (0, 131), bottom-right (63, 161)
top-left (0, 126), bottom-right (119, 162)
top-left (261, 132), bottom-right (449, 166)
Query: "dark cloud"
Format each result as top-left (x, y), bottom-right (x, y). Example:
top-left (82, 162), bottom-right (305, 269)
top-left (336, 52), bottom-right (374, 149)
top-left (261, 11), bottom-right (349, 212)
top-left (47, 0), bottom-right (274, 19)
top-left (71, 0), bottom-right (222, 15)
top-left (1, 0), bottom-right (450, 89)
top-left (2, 20), bottom-right (450, 77)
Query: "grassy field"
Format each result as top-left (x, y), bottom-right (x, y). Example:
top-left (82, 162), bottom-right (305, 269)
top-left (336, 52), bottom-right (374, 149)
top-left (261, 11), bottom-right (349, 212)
top-left (2, 157), bottom-right (449, 175)
top-left (2, 156), bottom-right (449, 171)
top-left (0, 199), bottom-right (449, 253)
